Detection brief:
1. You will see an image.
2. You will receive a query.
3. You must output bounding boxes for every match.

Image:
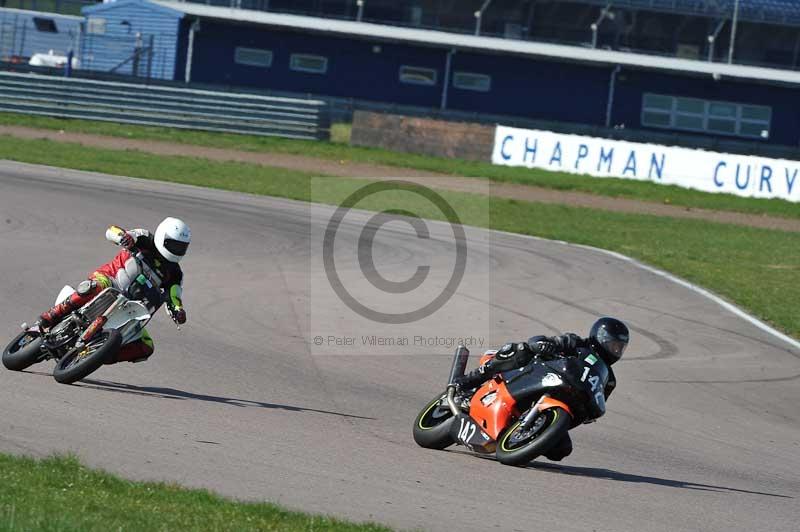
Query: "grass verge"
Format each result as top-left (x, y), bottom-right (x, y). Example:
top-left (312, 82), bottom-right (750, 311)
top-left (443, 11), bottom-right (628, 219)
top-left (1, 113), bottom-right (798, 220)
top-left (0, 135), bottom-right (797, 338)
top-left (0, 454), bottom-right (390, 531)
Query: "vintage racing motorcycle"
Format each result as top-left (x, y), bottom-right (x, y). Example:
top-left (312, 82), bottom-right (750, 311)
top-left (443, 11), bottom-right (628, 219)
top-left (2, 252), bottom-right (179, 384)
top-left (413, 345), bottom-right (610, 465)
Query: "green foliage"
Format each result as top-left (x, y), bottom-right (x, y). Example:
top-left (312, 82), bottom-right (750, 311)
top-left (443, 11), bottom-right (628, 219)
top-left (0, 454), bottom-right (391, 532)
top-left (1, 113), bottom-right (797, 219)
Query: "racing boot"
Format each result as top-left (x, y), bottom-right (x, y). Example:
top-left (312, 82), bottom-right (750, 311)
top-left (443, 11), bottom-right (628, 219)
top-left (38, 280), bottom-right (99, 330)
top-left (39, 293), bottom-right (90, 330)
top-left (544, 433), bottom-right (573, 461)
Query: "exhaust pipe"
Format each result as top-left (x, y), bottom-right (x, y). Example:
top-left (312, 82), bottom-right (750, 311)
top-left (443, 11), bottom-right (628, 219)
top-left (445, 345), bottom-right (470, 416)
top-left (447, 345), bottom-right (470, 385)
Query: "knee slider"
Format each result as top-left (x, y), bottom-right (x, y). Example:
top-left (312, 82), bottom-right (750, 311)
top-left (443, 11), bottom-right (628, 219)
top-left (77, 279), bottom-right (97, 296)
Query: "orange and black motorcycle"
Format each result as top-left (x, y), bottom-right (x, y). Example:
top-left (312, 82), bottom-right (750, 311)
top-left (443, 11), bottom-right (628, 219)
top-left (413, 345), bottom-right (610, 465)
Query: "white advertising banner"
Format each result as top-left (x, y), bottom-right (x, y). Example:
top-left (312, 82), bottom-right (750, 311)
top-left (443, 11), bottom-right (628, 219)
top-left (492, 125), bottom-right (800, 202)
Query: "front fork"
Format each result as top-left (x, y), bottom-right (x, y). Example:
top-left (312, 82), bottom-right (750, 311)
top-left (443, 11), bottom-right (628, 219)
top-left (78, 294), bottom-right (126, 345)
top-left (518, 395), bottom-right (550, 430)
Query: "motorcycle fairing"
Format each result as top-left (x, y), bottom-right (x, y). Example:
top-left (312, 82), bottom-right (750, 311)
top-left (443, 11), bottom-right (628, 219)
top-left (537, 396), bottom-right (573, 417)
top-left (104, 300), bottom-right (151, 345)
top-left (448, 412), bottom-right (496, 454)
top-left (502, 360), bottom-right (572, 405)
top-left (503, 354), bottom-right (610, 422)
top-left (55, 285), bottom-right (76, 305)
top-left (467, 378), bottom-right (517, 441)
top-left (478, 349), bottom-right (497, 366)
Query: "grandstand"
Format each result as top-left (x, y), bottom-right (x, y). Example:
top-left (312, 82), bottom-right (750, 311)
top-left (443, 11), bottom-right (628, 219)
top-left (11, 1), bottom-right (800, 68)
top-left (176, 0), bottom-right (800, 69)
top-left (3, 0), bottom-right (800, 156)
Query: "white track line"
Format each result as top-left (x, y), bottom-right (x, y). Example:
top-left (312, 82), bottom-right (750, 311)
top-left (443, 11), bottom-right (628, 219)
top-left (496, 228), bottom-right (800, 353)
top-left (423, 211), bottom-right (799, 352)
top-left (320, 199), bottom-right (800, 354)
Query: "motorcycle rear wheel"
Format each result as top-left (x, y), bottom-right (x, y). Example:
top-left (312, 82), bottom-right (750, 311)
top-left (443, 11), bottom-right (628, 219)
top-left (2, 330), bottom-right (44, 371)
top-left (52, 330), bottom-right (121, 384)
top-left (413, 393), bottom-right (456, 450)
top-left (496, 407), bottom-right (570, 466)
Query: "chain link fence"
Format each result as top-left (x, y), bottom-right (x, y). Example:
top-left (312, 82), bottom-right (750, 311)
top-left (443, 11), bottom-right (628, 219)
top-left (81, 32), bottom-right (153, 78)
top-left (0, 7), bottom-right (156, 80)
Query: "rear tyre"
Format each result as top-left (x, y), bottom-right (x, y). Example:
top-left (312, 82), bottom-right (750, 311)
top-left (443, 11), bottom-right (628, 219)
top-left (413, 393), bottom-right (456, 450)
top-left (52, 330), bottom-right (121, 385)
top-left (496, 407), bottom-right (571, 466)
top-left (2, 330), bottom-right (44, 371)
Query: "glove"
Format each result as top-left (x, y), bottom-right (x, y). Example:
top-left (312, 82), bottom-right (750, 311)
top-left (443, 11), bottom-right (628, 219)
top-left (451, 366), bottom-right (486, 391)
top-left (172, 308), bottom-right (187, 324)
top-left (533, 340), bottom-right (559, 358)
top-left (119, 232), bottom-right (136, 249)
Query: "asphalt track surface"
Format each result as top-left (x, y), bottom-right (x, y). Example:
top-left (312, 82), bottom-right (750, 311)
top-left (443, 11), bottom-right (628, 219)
top-left (1, 161), bottom-right (798, 532)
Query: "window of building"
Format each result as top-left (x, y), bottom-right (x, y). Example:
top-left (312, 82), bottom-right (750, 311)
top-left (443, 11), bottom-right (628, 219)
top-left (87, 18), bottom-right (106, 35)
top-left (641, 93), bottom-right (771, 139)
top-left (33, 17), bottom-right (58, 33)
top-left (452, 71), bottom-right (491, 92)
top-left (399, 65), bottom-right (437, 86)
top-left (234, 47), bottom-right (273, 68)
top-left (290, 54), bottom-right (328, 74)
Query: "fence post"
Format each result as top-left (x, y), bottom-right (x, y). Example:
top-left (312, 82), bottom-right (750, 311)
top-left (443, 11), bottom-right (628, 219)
top-left (440, 48), bottom-right (454, 110)
top-left (185, 19), bottom-right (200, 84)
top-left (146, 34), bottom-right (154, 80)
top-left (18, 19), bottom-right (26, 58)
top-left (133, 32), bottom-right (142, 77)
top-left (65, 50), bottom-right (73, 77)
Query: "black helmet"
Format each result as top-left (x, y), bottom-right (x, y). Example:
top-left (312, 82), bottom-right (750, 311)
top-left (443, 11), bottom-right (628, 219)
top-left (589, 317), bottom-right (629, 365)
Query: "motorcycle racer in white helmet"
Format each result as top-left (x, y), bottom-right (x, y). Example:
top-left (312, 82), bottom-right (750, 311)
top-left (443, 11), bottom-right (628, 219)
top-left (38, 217), bottom-right (191, 364)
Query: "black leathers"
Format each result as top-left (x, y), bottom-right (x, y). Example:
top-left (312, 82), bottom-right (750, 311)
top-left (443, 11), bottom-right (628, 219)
top-left (454, 333), bottom-right (616, 398)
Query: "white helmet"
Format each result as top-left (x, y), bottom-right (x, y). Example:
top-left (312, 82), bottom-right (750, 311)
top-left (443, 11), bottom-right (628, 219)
top-left (154, 217), bottom-right (191, 263)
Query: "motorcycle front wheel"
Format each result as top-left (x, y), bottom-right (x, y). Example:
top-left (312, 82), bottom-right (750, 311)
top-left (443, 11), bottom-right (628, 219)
top-left (2, 330), bottom-right (44, 371)
top-left (412, 392), bottom-right (456, 450)
top-left (496, 407), bottom-right (570, 466)
top-left (52, 330), bottom-right (121, 384)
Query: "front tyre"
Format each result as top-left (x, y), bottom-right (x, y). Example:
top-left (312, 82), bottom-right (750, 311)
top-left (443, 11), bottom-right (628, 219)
top-left (52, 330), bottom-right (121, 384)
top-left (413, 393), bottom-right (456, 450)
top-left (496, 407), bottom-right (570, 466)
top-left (2, 330), bottom-right (44, 371)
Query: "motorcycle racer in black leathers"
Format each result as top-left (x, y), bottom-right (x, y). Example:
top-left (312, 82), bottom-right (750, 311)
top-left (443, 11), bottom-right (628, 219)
top-left (452, 317), bottom-right (629, 461)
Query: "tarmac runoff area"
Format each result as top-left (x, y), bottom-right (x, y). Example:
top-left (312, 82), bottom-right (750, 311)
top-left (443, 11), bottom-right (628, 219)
top-left (0, 160), bottom-right (798, 532)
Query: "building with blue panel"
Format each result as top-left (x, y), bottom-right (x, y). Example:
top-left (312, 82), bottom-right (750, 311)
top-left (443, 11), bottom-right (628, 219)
top-left (81, 0), bottom-right (180, 79)
top-left (0, 7), bottom-right (82, 60)
top-left (73, 0), bottom-right (800, 151)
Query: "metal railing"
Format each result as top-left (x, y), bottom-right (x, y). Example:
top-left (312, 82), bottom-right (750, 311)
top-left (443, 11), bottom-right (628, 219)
top-left (0, 71), bottom-right (331, 140)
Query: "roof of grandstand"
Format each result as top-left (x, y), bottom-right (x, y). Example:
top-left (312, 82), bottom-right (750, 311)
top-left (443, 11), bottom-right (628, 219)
top-left (0, 6), bottom-right (83, 20)
top-left (579, 0), bottom-right (800, 26)
top-left (147, 0), bottom-right (800, 85)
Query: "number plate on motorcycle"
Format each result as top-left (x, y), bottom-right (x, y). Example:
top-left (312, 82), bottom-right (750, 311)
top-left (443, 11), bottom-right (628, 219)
top-left (449, 413), bottom-right (495, 454)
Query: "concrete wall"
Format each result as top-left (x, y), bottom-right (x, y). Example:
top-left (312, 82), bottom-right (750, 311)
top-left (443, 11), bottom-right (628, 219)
top-left (351, 111), bottom-right (495, 161)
